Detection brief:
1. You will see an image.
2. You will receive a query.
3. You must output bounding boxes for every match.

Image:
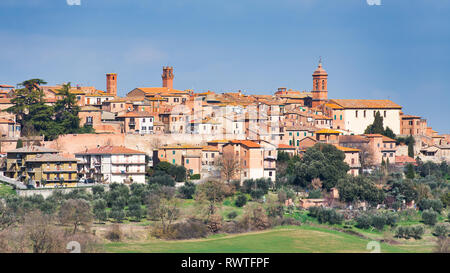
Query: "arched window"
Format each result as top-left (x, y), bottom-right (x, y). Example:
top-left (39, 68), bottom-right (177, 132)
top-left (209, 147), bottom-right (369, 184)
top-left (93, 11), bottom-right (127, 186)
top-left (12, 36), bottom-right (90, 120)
top-left (322, 80), bottom-right (325, 90)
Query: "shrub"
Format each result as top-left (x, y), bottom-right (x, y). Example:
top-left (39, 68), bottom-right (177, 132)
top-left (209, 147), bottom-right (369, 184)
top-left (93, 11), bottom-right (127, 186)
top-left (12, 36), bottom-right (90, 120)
top-left (105, 224), bottom-right (123, 242)
top-left (227, 211), bottom-right (238, 219)
top-left (371, 214), bottom-right (387, 231)
top-left (309, 207), bottom-right (343, 225)
top-left (433, 223), bottom-right (449, 238)
top-left (395, 225), bottom-right (425, 240)
top-left (239, 204), bottom-right (271, 231)
top-left (355, 214), bottom-right (372, 229)
top-left (307, 190), bottom-right (322, 199)
top-left (207, 214), bottom-right (222, 233)
top-left (418, 199), bottom-right (443, 213)
top-left (189, 174), bottom-right (201, 180)
top-left (250, 189), bottom-right (265, 200)
top-left (92, 199), bottom-right (108, 222)
top-left (234, 194), bottom-right (247, 207)
top-left (410, 225), bottom-right (425, 239)
top-left (167, 218), bottom-right (209, 240)
top-left (422, 209), bottom-right (438, 226)
top-left (178, 181), bottom-right (196, 199)
top-left (266, 203), bottom-right (284, 218)
top-left (385, 212), bottom-right (398, 227)
top-left (148, 174), bottom-right (176, 187)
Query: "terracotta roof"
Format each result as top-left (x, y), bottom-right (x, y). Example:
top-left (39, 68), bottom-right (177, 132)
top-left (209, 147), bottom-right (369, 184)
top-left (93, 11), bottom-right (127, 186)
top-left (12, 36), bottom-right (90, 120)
top-left (202, 146), bottom-right (219, 151)
top-left (76, 146), bottom-right (145, 155)
top-left (0, 84), bottom-right (14, 88)
top-left (0, 118), bottom-right (14, 124)
top-left (0, 98), bottom-right (12, 104)
top-left (315, 129), bottom-right (341, 134)
top-left (335, 145), bottom-right (360, 152)
top-left (339, 135), bottom-right (369, 143)
top-left (278, 144), bottom-right (295, 149)
top-left (325, 103), bottom-right (344, 110)
top-left (133, 87), bottom-right (188, 95)
top-left (395, 156), bottom-right (416, 164)
top-left (117, 111), bottom-right (154, 118)
top-left (229, 140), bottom-right (261, 148)
top-left (161, 144), bottom-right (203, 150)
top-left (330, 99), bottom-right (402, 109)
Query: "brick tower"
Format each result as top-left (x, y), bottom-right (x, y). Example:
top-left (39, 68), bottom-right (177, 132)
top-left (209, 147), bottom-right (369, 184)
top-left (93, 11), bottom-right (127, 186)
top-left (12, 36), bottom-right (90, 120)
top-left (106, 73), bottom-right (117, 96)
top-left (162, 66), bottom-right (174, 89)
top-left (311, 60), bottom-right (328, 108)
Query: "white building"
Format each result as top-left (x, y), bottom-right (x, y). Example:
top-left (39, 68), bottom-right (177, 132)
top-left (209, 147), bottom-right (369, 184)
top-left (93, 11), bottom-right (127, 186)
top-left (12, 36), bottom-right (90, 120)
top-left (75, 146), bottom-right (146, 184)
top-left (329, 99), bottom-right (402, 135)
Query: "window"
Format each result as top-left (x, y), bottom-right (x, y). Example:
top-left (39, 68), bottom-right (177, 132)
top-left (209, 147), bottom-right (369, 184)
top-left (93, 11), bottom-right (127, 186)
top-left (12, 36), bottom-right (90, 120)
top-left (297, 132), bottom-right (299, 137)
top-left (186, 159), bottom-right (189, 164)
top-left (363, 110), bottom-right (366, 118)
top-left (340, 115), bottom-right (342, 120)
top-left (384, 111), bottom-right (387, 118)
top-left (172, 159), bottom-right (175, 164)
top-left (334, 115), bottom-right (336, 120)
top-left (321, 80), bottom-right (325, 90)
top-left (355, 111), bottom-right (358, 118)
top-left (172, 151), bottom-right (175, 155)
top-left (269, 171), bottom-right (272, 177)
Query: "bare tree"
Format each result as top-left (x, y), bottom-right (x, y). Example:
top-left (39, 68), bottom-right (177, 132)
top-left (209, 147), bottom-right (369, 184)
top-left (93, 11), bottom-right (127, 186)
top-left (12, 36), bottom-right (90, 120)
top-left (217, 152), bottom-right (240, 183)
top-left (58, 199), bottom-right (93, 234)
top-left (359, 144), bottom-right (375, 172)
top-left (147, 187), bottom-right (180, 235)
top-left (195, 180), bottom-right (232, 218)
top-left (22, 211), bottom-right (65, 253)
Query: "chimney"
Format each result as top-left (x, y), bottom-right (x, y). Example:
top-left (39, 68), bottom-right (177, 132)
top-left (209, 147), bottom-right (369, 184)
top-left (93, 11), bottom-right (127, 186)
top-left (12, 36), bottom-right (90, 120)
top-left (106, 73), bottom-right (117, 96)
top-left (162, 66), bottom-right (174, 89)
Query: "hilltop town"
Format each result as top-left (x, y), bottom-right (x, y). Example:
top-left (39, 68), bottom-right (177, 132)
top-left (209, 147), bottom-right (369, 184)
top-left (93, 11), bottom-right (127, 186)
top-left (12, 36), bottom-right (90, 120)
top-left (0, 62), bottom-right (448, 188)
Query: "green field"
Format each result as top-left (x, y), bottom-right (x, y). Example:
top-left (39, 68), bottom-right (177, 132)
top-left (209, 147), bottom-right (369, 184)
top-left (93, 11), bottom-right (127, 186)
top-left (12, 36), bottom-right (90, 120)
top-left (0, 183), bottom-right (16, 198)
top-left (104, 225), bottom-right (434, 253)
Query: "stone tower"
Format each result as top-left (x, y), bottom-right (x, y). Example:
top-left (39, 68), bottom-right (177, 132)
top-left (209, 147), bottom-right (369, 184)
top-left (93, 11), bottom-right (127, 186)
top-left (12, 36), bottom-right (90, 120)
top-left (311, 60), bottom-right (328, 108)
top-left (106, 73), bottom-right (117, 96)
top-left (162, 66), bottom-right (174, 89)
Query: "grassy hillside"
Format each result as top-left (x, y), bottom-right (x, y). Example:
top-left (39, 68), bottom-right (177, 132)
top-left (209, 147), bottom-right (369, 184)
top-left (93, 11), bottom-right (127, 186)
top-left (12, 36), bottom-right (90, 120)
top-left (104, 225), bottom-right (434, 253)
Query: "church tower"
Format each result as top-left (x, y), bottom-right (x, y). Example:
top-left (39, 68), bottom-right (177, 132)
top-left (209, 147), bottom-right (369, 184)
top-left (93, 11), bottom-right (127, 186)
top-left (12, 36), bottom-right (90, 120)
top-left (106, 73), bottom-right (117, 96)
top-left (311, 60), bottom-right (328, 108)
top-left (162, 66), bottom-right (174, 89)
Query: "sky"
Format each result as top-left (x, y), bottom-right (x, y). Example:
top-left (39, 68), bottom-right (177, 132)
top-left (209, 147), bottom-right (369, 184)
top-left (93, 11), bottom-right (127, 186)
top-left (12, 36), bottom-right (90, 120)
top-left (0, 0), bottom-right (449, 133)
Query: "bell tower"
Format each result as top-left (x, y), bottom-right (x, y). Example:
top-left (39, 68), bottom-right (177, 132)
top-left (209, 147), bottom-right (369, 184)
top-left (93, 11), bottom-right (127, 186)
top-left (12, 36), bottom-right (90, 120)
top-left (311, 59), bottom-right (328, 108)
top-left (162, 66), bottom-right (174, 89)
top-left (106, 73), bottom-right (117, 96)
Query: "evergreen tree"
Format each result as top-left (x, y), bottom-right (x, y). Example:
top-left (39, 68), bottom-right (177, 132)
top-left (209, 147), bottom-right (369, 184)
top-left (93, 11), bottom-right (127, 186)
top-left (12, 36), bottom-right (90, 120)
top-left (364, 111), bottom-right (384, 134)
top-left (408, 141), bottom-right (414, 158)
top-left (16, 139), bottom-right (23, 148)
top-left (405, 163), bottom-right (415, 179)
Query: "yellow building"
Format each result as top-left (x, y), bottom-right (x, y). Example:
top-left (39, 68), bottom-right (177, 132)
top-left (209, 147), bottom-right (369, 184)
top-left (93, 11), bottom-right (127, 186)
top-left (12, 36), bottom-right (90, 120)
top-left (4, 146), bottom-right (78, 187)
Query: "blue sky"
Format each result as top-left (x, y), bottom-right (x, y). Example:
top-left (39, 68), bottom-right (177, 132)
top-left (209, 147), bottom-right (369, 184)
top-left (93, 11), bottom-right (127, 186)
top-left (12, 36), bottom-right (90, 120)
top-left (0, 0), bottom-right (449, 133)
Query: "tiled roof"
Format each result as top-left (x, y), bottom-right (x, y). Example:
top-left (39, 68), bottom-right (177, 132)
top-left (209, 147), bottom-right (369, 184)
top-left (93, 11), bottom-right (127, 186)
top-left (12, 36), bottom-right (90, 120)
top-left (0, 118), bottom-right (14, 124)
top-left (9, 146), bottom-right (58, 154)
top-left (325, 103), bottom-right (344, 110)
top-left (395, 156), bottom-right (416, 164)
top-left (335, 145), bottom-right (360, 152)
top-left (27, 154), bottom-right (77, 162)
top-left (315, 129), bottom-right (341, 134)
top-left (339, 135), bottom-right (369, 143)
top-left (277, 144), bottom-right (295, 149)
top-left (0, 98), bottom-right (12, 104)
top-left (330, 99), bottom-right (402, 109)
top-left (161, 144), bottom-right (203, 149)
top-left (134, 87), bottom-right (188, 95)
top-left (202, 146), bottom-right (219, 151)
top-left (117, 111), bottom-right (154, 118)
top-left (229, 140), bottom-right (261, 148)
top-left (76, 146), bottom-right (146, 155)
